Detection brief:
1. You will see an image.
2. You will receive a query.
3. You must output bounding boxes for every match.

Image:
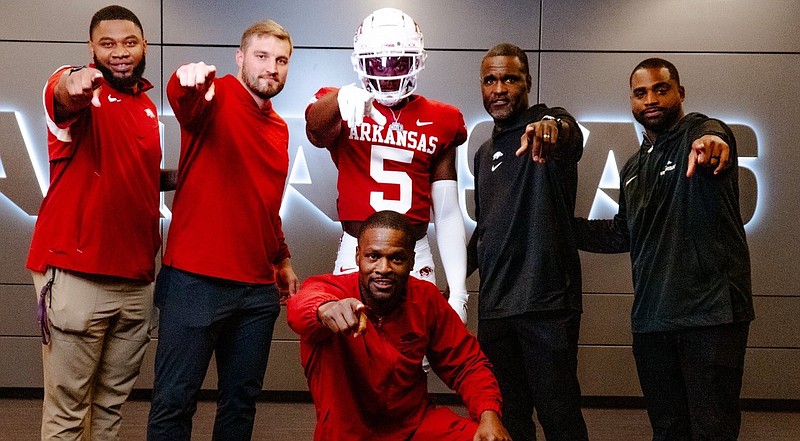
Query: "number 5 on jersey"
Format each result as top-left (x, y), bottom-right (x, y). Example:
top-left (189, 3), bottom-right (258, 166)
top-left (369, 145), bottom-right (414, 213)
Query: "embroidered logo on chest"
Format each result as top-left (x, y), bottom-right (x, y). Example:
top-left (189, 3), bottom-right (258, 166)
top-left (659, 160), bottom-right (676, 176)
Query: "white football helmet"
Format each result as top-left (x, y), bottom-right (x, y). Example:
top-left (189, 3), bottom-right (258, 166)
top-left (352, 8), bottom-right (427, 106)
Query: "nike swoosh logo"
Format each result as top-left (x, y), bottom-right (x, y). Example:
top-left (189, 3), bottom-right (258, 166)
top-left (108, 95), bottom-right (121, 103)
top-left (491, 162), bottom-right (502, 172)
top-left (416, 119), bottom-right (433, 126)
top-left (338, 266), bottom-right (357, 273)
top-left (625, 175), bottom-right (638, 186)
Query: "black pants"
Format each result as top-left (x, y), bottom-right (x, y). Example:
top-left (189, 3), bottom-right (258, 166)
top-left (632, 322), bottom-right (750, 441)
top-left (478, 310), bottom-right (588, 441)
top-left (148, 266), bottom-right (281, 441)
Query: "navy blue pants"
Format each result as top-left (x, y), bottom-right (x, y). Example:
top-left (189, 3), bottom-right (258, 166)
top-left (633, 322), bottom-right (750, 441)
top-left (147, 266), bottom-right (280, 441)
top-left (478, 310), bottom-right (588, 441)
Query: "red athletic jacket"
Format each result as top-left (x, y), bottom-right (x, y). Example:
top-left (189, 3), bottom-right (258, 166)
top-left (287, 272), bottom-right (502, 441)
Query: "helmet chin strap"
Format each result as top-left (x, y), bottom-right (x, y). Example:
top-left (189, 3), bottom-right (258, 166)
top-left (376, 97), bottom-right (401, 107)
top-left (368, 76), bottom-right (415, 107)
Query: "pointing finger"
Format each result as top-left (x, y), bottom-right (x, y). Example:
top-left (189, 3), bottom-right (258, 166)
top-left (204, 82), bottom-right (215, 102)
top-left (517, 126), bottom-right (533, 157)
top-left (91, 86), bottom-right (102, 108)
top-left (90, 72), bottom-right (103, 107)
top-left (353, 303), bottom-right (367, 337)
top-left (369, 106), bottom-right (386, 126)
top-left (686, 148), bottom-right (698, 177)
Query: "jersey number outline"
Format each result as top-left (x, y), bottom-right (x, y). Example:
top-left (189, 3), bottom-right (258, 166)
top-left (369, 145), bottom-right (413, 214)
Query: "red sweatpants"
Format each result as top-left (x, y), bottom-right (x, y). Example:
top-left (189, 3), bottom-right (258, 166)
top-left (410, 406), bottom-right (479, 441)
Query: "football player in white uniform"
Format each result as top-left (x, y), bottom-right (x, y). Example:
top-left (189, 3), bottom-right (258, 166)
top-left (306, 8), bottom-right (470, 323)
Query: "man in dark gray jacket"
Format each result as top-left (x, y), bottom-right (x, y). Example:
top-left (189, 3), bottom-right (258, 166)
top-left (574, 57), bottom-right (754, 441)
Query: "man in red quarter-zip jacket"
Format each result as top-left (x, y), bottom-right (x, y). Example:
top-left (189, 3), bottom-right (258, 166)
top-left (287, 210), bottom-right (510, 441)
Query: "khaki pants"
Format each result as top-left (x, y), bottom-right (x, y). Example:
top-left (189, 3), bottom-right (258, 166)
top-left (33, 268), bottom-right (153, 441)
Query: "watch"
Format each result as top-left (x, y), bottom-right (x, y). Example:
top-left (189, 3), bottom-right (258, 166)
top-left (541, 115), bottom-right (562, 136)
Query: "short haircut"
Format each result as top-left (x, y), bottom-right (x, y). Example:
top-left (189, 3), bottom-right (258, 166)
top-left (483, 43), bottom-right (530, 80)
top-left (358, 210), bottom-right (416, 250)
top-left (90, 5), bottom-right (143, 40)
top-left (630, 57), bottom-right (681, 86)
top-left (240, 19), bottom-right (293, 55)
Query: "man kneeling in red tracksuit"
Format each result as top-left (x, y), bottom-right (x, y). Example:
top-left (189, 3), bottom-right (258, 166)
top-left (287, 210), bottom-right (510, 441)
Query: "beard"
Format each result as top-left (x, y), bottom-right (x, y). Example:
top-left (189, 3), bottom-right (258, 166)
top-left (94, 55), bottom-right (146, 91)
top-left (483, 94), bottom-right (527, 127)
top-left (486, 103), bottom-right (515, 124)
top-left (241, 63), bottom-right (284, 101)
top-left (358, 277), bottom-right (407, 316)
top-left (633, 104), bottom-right (682, 134)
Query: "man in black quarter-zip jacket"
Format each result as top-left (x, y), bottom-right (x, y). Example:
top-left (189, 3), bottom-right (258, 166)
top-left (469, 43), bottom-right (588, 441)
top-left (574, 57), bottom-right (754, 441)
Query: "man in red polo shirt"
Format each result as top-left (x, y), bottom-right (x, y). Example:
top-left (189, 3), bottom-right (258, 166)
top-left (305, 8), bottom-right (470, 324)
top-left (28, 5), bottom-right (164, 440)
